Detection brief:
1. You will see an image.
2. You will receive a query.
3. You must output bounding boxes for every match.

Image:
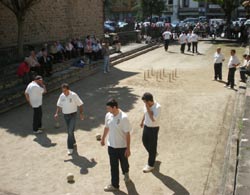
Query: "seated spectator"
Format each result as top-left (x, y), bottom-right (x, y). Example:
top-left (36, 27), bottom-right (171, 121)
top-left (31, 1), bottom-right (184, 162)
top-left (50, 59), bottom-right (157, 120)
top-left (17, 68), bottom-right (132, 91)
top-left (65, 41), bottom-right (74, 60)
top-left (39, 49), bottom-right (53, 77)
top-left (26, 50), bottom-right (42, 75)
top-left (240, 54), bottom-right (250, 82)
top-left (76, 38), bottom-right (84, 56)
top-left (113, 35), bottom-right (122, 53)
top-left (71, 39), bottom-right (78, 57)
top-left (84, 35), bottom-right (93, 63)
top-left (49, 42), bottom-right (58, 63)
top-left (17, 60), bottom-right (32, 84)
top-left (92, 39), bottom-right (102, 60)
top-left (56, 41), bottom-right (66, 62)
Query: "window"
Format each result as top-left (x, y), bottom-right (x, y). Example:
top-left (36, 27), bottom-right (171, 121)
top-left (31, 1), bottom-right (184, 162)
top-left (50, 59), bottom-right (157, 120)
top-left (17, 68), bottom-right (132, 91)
top-left (168, 0), bottom-right (173, 5)
top-left (183, 0), bottom-right (189, 7)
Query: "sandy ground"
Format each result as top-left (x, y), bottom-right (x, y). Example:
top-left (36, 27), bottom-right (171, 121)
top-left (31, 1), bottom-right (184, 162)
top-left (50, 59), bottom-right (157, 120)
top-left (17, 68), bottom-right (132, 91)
top-left (0, 42), bottom-right (245, 195)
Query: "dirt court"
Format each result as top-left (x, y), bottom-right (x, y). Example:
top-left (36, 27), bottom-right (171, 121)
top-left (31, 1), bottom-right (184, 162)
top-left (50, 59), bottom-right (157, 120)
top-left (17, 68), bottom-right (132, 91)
top-left (0, 42), bottom-right (246, 195)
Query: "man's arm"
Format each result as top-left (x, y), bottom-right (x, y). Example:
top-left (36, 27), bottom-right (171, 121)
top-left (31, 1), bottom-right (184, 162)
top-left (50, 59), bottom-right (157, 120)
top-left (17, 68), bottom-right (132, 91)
top-left (124, 132), bottom-right (131, 158)
top-left (79, 104), bottom-right (84, 120)
top-left (146, 104), bottom-right (155, 122)
top-left (140, 114), bottom-right (145, 128)
top-left (24, 92), bottom-right (31, 106)
top-left (101, 127), bottom-right (109, 146)
top-left (54, 106), bottom-right (62, 120)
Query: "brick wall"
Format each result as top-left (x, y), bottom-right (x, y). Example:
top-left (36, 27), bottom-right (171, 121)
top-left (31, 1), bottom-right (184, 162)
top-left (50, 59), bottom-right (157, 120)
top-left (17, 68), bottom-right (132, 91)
top-left (0, 0), bottom-right (104, 48)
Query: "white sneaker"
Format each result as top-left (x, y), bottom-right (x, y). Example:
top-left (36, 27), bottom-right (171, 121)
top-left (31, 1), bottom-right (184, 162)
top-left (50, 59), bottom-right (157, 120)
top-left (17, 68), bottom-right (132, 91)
top-left (124, 173), bottom-right (131, 183)
top-left (67, 149), bottom-right (73, 155)
top-left (143, 165), bottom-right (154, 173)
top-left (33, 130), bottom-right (43, 134)
top-left (104, 184), bottom-right (118, 192)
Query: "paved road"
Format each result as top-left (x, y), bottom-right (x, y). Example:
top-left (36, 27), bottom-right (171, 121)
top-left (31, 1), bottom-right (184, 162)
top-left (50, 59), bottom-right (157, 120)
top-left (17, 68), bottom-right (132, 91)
top-left (0, 42), bottom-right (245, 195)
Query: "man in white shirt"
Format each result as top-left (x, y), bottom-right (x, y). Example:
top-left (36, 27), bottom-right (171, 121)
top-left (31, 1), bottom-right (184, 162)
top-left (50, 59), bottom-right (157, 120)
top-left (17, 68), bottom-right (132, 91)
top-left (162, 28), bottom-right (172, 51)
top-left (239, 54), bottom-right (248, 82)
top-left (190, 31), bottom-right (199, 54)
top-left (101, 99), bottom-right (132, 192)
top-left (140, 93), bottom-right (161, 173)
top-left (179, 32), bottom-right (187, 54)
top-left (54, 83), bottom-right (84, 155)
top-left (213, 47), bottom-right (225, 80)
top-left (25, 75), bottom-right (47, 134)
top-left (225, 49), bottom-right (240, 89)
top-left (186, 30), bottom-right (192, 52)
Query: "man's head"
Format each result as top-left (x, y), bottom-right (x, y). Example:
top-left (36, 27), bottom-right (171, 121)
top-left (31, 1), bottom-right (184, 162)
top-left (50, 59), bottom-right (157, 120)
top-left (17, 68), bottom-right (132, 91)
top-left (61, 83), bottom-right (70, 96)
top-left (34, 75), bottom-right (43, 85)
top-left (217, 47), bottom-right (221, 53)
top-left (106, 99), bottom-right (119, 114)
top-left (231, 49), bottom-right (236, 56)
top-left (30, 50), bottom-right (36, 57)
top-left (142, 92), bottom-right (154, 106)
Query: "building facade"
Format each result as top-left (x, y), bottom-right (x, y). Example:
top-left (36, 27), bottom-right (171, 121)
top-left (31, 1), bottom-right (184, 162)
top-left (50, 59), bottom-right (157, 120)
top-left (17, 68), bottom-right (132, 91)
top-left (164, 0), bottom-right (246, 21)
top-left (0, 0), bottom-right (104, 48)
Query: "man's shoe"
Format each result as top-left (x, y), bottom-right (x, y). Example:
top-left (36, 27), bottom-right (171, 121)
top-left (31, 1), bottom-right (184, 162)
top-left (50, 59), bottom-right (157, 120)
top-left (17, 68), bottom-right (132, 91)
top-left (67, 149), bottom-right (73, 155)
top-left (224, 85), bottom-right (229, 88)
top-left (104, 184), bottom-right (118, 192)
top-left (143, 165), bottom-right (154, 173)
top-left (38, 127), bottom-right (44, 130)
top-left (124, 173), bottom-right (131, 183)
top-left (33, 130), bottom-right (43, 134)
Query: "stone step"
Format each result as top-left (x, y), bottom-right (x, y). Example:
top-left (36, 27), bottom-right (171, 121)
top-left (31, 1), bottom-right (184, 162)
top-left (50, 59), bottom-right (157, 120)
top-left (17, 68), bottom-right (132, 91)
top-left (0, 43), bottom-right (158, 114)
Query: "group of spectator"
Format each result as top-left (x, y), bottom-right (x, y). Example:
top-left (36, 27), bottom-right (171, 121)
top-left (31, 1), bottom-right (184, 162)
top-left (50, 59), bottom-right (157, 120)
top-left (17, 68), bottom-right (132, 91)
top-left (17, 34), bottom-right (122, 84)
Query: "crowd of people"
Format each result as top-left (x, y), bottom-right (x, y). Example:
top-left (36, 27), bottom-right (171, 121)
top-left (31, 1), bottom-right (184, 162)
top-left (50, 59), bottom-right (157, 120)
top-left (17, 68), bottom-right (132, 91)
top-left (17, 34), bottom-right (123, 84)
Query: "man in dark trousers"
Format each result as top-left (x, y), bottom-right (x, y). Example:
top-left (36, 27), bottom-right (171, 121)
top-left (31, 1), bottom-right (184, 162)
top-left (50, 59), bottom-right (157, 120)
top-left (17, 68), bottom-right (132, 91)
top-left (101, 99), bottom-right (132, 192)
top-left (224, 49), bottom-right (240, 90)
top-left (213, 47), bottom-right (225, 81)
top-left (25, 75), bottom-right (47, 134)
top-left (140, 92), bottom-right (161, 173)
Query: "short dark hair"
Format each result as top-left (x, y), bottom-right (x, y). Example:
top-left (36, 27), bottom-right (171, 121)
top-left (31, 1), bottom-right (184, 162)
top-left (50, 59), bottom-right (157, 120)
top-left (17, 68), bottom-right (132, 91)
top-left (231, 49), bottom-right (236, 54)
top-left (142, 92), bottom-right (153, 102)
top-left (106, 98), bottom-right (118, 108)
top-left (61, 83), bottom-right (69, 90)
top-left (34, 75), bottom-right (43, 81)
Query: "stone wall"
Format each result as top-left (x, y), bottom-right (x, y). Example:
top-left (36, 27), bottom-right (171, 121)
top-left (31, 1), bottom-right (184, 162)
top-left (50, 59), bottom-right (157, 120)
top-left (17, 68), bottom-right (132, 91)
top-left (0, 0), bottom-right (104, 48)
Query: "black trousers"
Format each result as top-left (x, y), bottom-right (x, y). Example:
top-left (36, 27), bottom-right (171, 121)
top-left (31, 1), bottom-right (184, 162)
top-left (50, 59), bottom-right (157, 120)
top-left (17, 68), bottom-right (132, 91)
top-left (180, 43), bottom-right (186, 53)
top-left (33, 106), bottom-right (42, 132)
top-left (226, 67), bottom-right (236, 88)
top-left (192, 42), bottom-right (198, 53)
top-left (108, 147), bottom-right (129, 188)
top-left (142, 125), bottom-right (159, 167)
top-left (187, 42), bottom-right (191, 51)
top-left (214, 63), bottom-right (222, 80)
top-left (239, 67), bottom-right (250, 82)
top-left (164, 39), bottom-right (170, 51)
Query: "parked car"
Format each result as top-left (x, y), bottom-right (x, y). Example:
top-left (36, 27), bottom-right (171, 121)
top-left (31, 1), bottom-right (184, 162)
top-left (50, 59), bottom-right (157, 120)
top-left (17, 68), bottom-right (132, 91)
top-left (117, 21), bottom-right (128, 28)
top-left (244, 19), bottom-right (250, 26)
top-left (183, 17), bottom-right (199, 25)
top-left (104, 20), bottom-right (116, 32)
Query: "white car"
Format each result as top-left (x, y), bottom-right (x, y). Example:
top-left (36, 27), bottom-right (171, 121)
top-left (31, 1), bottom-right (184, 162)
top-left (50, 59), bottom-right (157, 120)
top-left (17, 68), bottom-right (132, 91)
top-left (244, 19), bottom-right (250, 26)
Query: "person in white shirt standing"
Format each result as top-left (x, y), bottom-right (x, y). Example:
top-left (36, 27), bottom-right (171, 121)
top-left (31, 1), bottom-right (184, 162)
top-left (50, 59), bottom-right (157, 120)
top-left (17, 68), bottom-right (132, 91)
top-left (190, 31), bottom-right (199, 54)
top-left (140, 93), bottom-right (161, 173)
top-left (213, 47), bottom-right (225, 81)
top-left (162, 28), bottom-right (172, 51)
top-left (25, 75), bottom-right (47, 134)
top-left (179, 31), bottom-right (187, 54)
top-left (101, 99), bottom-right (132, 192)
top-left (54, 83), bottom-right (84, 155)
top-left (186, 30), bottom-right (192, 52)
top-left (225, 49), bottom-right (240, 89)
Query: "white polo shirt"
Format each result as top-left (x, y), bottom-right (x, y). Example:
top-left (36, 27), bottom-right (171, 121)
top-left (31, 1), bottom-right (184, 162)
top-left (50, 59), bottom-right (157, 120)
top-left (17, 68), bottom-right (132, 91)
top-left (179, 34), bottom-right (187, 44)
top-left (105, 110), bottom-right (132, 148)
top-left (25, 81), bottom-right (44, 108)
top-left (162, 31), bottom-right (172, 40)
top-left (214, 52), bottom-right (225, 63)
top-left (227, 55), bottom-right (240, 68)
top-left (57, 91), bottom-right (83, 114)
top-left (143, 102), bottom-right (161, 127)
top-left (190, 33), bottom-right (198, 42)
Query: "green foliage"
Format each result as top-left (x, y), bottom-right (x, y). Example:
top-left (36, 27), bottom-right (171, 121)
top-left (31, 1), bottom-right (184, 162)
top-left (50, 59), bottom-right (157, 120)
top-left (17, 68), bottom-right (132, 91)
top-left (133, 0), bottom-right (165, 20)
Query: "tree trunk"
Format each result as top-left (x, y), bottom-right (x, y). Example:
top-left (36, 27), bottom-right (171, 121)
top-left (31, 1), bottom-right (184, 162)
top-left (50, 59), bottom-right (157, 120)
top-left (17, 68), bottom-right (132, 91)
top-left (17, 17), bottom-right (25, 59)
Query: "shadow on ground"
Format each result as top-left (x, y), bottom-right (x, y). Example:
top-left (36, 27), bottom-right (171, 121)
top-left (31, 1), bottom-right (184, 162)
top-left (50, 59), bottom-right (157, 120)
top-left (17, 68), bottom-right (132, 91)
top-left (64, 151), bottom-right (97, 174)
top-left (152, 161), bottom-right (190, 195)
top-left (0, 67), bottom-right (140, 137)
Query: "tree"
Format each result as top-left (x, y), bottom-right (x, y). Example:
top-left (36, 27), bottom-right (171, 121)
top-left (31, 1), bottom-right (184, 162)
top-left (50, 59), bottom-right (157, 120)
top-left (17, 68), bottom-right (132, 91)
top-left (194, 0), bottom-right (240, 23)
top-left (133, 0), bottom-right (165, 21)
top-left (0, 0), bottom-right (41, 58)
